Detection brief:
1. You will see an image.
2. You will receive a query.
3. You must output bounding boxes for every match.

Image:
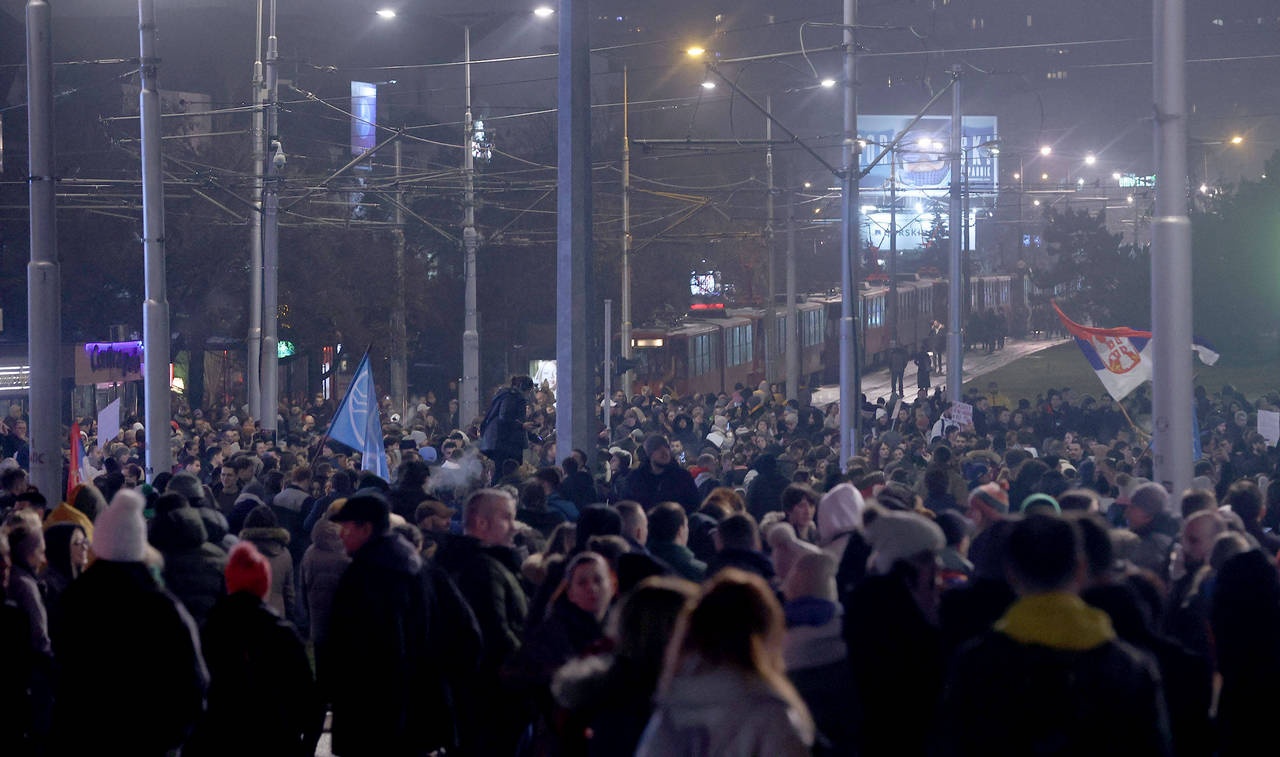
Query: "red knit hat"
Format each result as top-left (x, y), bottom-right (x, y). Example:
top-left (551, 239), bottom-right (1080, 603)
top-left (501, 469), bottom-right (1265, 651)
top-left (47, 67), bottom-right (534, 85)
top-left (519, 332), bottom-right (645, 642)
top-left (225, 541), bottom-right (272, 599)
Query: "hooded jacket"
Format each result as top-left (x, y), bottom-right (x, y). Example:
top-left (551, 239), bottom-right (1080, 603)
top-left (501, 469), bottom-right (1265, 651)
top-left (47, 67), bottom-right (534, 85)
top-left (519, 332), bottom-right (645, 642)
top-left (299, 517), bottom-right (351, 649)
top-left (240, 524), bottom-right (296, 622)
top-left (149, 505), bottom-right (227, 628)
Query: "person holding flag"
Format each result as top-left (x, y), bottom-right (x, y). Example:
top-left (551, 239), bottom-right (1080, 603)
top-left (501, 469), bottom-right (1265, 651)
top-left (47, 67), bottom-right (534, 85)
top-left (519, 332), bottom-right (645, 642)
top-left (321, 352), bottom-right (389, 481)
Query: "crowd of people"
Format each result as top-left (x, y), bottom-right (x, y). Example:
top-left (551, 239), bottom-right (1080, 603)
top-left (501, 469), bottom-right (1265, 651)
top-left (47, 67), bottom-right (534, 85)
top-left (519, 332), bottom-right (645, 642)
top-left (1, 370), bottom-right (1280, 755)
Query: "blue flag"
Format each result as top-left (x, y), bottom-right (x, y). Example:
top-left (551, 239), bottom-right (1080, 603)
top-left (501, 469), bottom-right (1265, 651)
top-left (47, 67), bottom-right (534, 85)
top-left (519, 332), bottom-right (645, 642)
top-left (325, 352), bottom-right (389, 480)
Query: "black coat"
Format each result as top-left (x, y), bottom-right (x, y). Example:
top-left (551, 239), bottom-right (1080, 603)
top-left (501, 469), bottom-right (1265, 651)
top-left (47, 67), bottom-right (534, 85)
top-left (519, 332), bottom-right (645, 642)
top-left (617, 462), bottom-right (700, 510)
top-left (324, 532), bottom-right (451, 756)
top-left (937, 623), bottom-right (1171, 757)
top-left (149, 505), bottom-right (227, 628)
top-left (479, 387), bottom-right (529, 457)
top-left (51, 561), bottom-right (208, 755)
top-left (186, 592), bottom-right (323, 757)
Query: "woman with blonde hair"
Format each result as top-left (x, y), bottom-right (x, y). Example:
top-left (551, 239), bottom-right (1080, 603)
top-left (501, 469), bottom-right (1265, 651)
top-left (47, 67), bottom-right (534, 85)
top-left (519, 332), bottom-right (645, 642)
top-left (637, 568), bottom-right (814, 756)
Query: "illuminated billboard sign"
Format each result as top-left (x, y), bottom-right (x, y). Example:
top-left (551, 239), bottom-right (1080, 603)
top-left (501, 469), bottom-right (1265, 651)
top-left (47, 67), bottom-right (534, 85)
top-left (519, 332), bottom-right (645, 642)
top-left (76, 341), bottom-right (145, 385)
top-left (858, 115), bottom-right (999, 193)
top-left (351, 81), bottom-right (378, 157)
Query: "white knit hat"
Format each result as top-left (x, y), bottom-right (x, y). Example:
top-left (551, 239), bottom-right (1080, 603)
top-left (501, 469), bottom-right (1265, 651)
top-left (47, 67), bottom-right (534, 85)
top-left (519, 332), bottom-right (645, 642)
top-left (93, 488), bottom-right (148, 562)
top-left (865, 510), bottom-right (945, 575)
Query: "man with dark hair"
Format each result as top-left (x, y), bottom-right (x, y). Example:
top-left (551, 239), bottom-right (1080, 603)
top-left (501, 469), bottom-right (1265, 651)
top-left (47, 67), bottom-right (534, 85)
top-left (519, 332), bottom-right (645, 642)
top-left (706, 512), bottom-right (774, 582)
top-left (617, 434), bottom-right (699, 511)
top-left (937, 514), bottom-right (1171, 756)
top-left (645, 501), bottom-right (705, 581)
top-left (0, 467), bottom-right (29, 514)
top-left (1223, 479), bottom-right (1280, 555)
top-left (326, 489), bottom-right (453, 754)
top-left (534, 467), bottom-right (580, 522)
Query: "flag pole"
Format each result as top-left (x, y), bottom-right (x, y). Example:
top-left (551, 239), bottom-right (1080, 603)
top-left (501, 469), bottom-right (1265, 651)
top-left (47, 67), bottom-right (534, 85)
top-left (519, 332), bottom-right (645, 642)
top-left (309, 346), bottom-right (373, 465)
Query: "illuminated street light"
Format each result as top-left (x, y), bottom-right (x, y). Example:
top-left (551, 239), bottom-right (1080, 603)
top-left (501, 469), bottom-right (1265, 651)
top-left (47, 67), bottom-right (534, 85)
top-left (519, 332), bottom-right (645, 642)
top-left (700, 80), bottom-right (716, 90)
top-left (376, 8), bottom-right (396, 19)
top-left (1013, 172), bottom-right (1021, 180)
top-left (1039, 145), bottom-right (1052, 156)
top-left (820, 77), bottom-right (837, 88)
top-left (1127, 195), bottom-right (1134, 204)
top-left (686, 46), bottom-right (706, 57)
top-left (533, 6), bottom-right (555, 17)
top-left (1084, 154), bottom-right (1097, 165)
top-left (1077, 177), bottom-right (1085, 186)
top-left (1033, 199), bottom-right (1041, 206)
top-left (1230, 135), bottom-right (1244, 145)
top-left (1112, 172), bottom-right (1122, 181)
top-left (1041, 172), bottom-right (1049, 180)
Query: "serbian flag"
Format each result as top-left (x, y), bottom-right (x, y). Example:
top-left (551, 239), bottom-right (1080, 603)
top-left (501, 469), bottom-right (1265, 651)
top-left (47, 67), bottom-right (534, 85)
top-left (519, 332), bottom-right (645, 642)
top-left (1052, 302), bottom-right (1153, 401)
top-left (67, 422), bottom-right (84, 502)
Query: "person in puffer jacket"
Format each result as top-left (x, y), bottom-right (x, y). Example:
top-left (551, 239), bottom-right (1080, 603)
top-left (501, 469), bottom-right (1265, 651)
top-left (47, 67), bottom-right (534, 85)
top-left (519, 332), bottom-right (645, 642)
top-left (149, 492), bottom-right (227, 628)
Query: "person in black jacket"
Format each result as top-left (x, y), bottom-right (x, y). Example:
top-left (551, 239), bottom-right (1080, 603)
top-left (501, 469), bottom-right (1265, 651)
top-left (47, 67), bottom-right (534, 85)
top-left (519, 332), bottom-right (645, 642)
top-left (479, 375), bottom-right (536, 483)
top-left (324, 489), bottom-right (456, 755)
top-left (51, 489), bottom-right (208, 756)
top-left (186, 541), bottom-right (323, 757)
top-left (936, 513), bottom-right (1171, 756)
top-left (617, 434), bottom-right (699, 511)
top-left (436, 488), bottom-right (531, 756)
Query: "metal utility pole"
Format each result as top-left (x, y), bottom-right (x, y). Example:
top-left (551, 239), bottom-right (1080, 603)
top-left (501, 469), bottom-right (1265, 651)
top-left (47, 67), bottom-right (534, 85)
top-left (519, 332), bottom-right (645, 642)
top-left (764, 96), bottom-right (776, 387)
top-left (1152, 0), bottom-right (1192, 498)
top-left (460, 26), bottom-right (480, 433)
top-left (389, 136), bottom-right (407, 421)
top-left (785, 189), bottom-right (799, 401)
top-left (947, 65), bottom-right (963, 405)
top-left (138, 0), bottom-right (172, 479)
top-left (555, 0), bottom-right (595, 458)
top-left (839, 0), bottom-right (860, 467)
top-left (261, 0), bottom-right (280, 435)
top-left (603, 299), bottom-right (612, 433)
top-left (25, 0), bottom-right (61, 497)
top-left (620, 67), bottom-right (633, 398)
top-left (888, 148), bottom-right (898, 345)
top-left (247, 0), bottom-right (265, 422)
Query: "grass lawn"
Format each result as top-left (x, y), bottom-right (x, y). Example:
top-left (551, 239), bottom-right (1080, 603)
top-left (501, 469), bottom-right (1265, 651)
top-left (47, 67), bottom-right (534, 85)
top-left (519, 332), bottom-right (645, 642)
top-left (963, 342), bottom-right (1277, 404)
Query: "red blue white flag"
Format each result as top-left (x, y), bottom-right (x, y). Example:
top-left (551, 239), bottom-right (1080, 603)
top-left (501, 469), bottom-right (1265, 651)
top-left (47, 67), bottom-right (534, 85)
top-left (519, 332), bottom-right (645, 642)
top-left (1052, 302), bottom-right (1153, 401)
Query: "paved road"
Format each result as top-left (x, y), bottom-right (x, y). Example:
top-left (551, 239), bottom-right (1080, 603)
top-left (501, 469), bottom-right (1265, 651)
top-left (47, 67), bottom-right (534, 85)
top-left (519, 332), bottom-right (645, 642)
top-left (810, 336), bottom-right (1070, 408)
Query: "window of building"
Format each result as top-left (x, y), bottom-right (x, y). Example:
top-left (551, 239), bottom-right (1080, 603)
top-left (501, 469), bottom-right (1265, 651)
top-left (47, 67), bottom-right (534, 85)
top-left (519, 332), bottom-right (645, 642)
top-left (690, 333), bottom-right (715, 376)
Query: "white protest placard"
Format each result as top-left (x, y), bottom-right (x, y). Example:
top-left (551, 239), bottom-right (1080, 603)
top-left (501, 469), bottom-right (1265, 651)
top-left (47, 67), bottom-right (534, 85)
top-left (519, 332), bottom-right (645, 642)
top-left (951, 401), bottom-right (974, 429)
top-left (1258, 410), bottom-right (1280, 447)
top-left (98, 398), bottom-right (121, 448)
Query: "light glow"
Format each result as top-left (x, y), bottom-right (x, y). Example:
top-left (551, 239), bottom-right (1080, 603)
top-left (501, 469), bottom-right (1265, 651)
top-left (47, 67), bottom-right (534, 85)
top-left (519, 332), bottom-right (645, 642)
top-left (533, 6), bottom-right (555, 17)
top-left (376, 8), bottom-right (397, 19)
top-left (686, 46), bottom-right (706, 57)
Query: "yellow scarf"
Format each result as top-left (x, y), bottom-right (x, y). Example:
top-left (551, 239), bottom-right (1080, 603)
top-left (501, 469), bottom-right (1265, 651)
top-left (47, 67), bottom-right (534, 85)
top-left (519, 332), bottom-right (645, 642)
top-left (995, 592), bottom-right (1116, 651)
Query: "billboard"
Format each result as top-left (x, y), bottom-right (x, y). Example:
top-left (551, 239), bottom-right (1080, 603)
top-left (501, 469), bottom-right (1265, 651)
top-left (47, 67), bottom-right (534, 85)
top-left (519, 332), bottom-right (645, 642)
top-left (858, 115), bottom-right (999, 193)
top-left (351, 81), bottom-right (378, 157)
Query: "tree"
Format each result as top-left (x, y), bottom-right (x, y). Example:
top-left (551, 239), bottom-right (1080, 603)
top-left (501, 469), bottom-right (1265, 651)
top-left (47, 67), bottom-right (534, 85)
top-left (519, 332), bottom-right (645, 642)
top-left (1035, 205), bottom-right (1149, 327)
top-left (1190, 152), bottom-right (1280, 353)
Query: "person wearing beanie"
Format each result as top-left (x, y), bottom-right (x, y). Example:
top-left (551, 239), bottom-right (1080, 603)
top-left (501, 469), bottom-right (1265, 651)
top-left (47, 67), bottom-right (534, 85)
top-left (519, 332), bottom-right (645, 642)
top-left (51, 488), bottom-right (208, 755)
top-left (843, 508), bottom-right (948, 757)
top-left (239, 504), bottom-right (296, 623)
top-left (966, 480), bottom-right (1011, 577)
top-left (615, 433), bottom-right (700, 510)
top-left (1123, 482), bottom-right (1176, 581)
top-left (185, 542), bottom-right (323, 757)
top-left (781, 551), bottom-right (856, 756)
